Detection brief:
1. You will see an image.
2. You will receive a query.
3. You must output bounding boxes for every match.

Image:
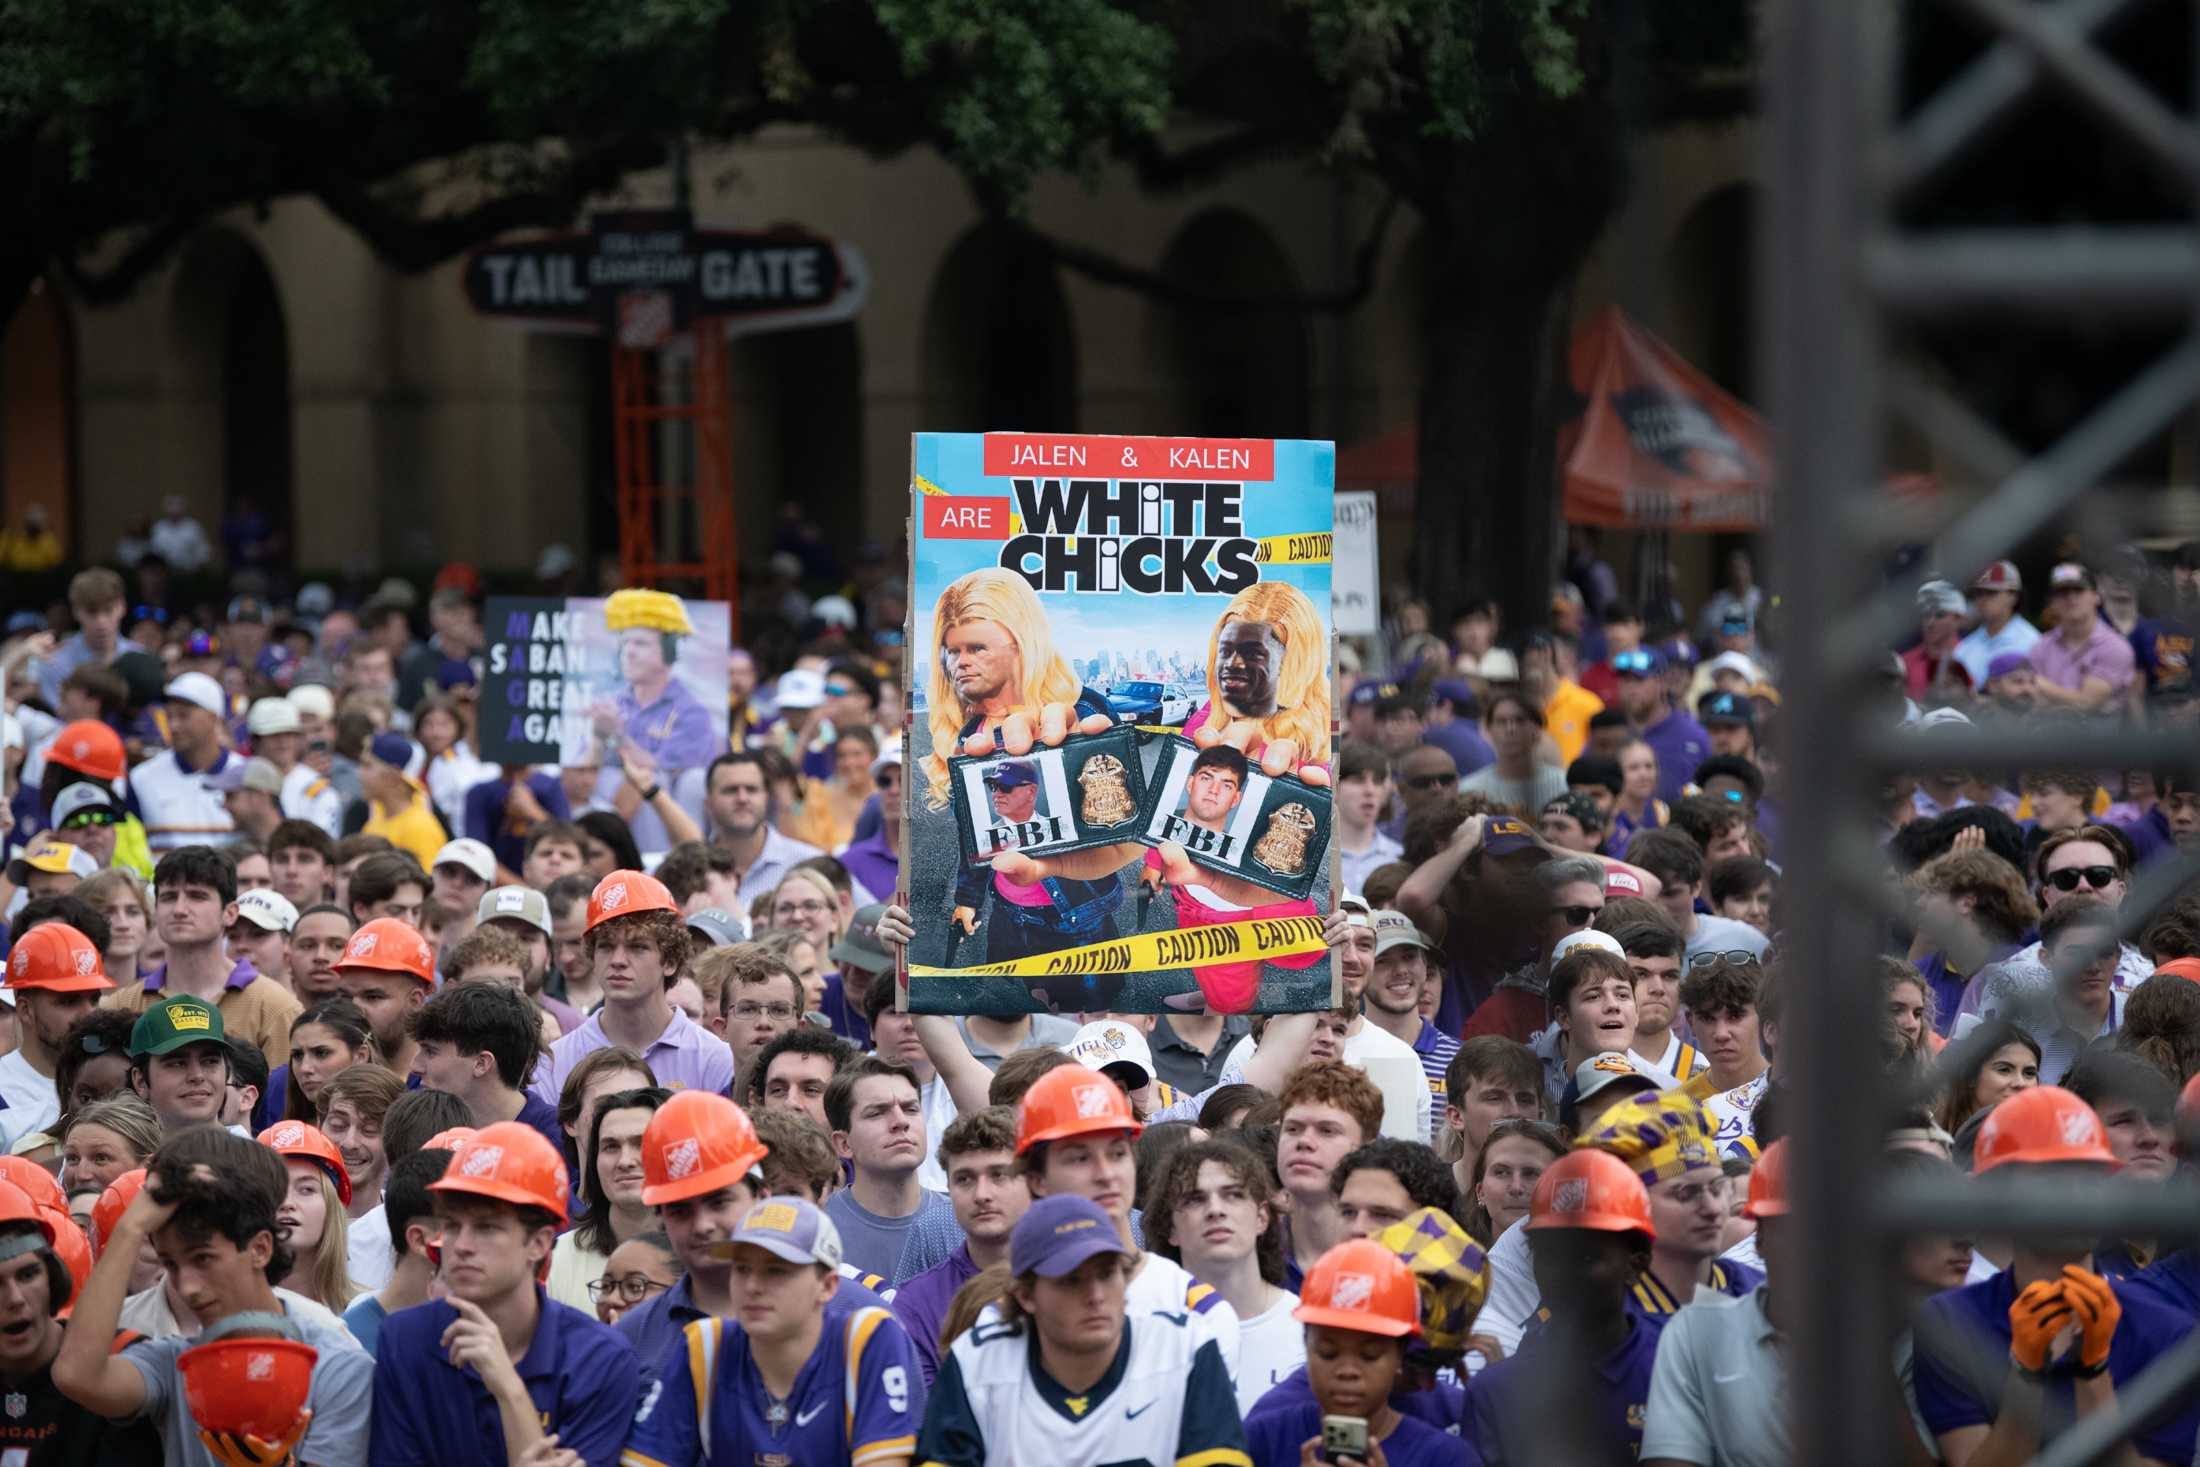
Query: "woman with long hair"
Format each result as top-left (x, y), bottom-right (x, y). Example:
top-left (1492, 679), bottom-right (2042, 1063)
top-left (1882, 957), bottom-right (1940, 1071)
top-left (413, 692), bottom-right (490, 834)
top-left (78, 869), bottom-right (154, 985)
top-left (762, 867), bottom-right (844, 960)
top-left (284, 999), bottom-right (377, 1122)
top-left (1465, 1118), bottom-right (1566, 1244)
top-left (757, 929), bottom-right (825, 1014)
top-left (921, 566), bottom-right (1107, 809)
top-left (554, 1047), bottom-right (658, 1181)
top-left (265, 1122), bottom-right (362, 1311)
top-left (59, 1094), bottom-right (160, 1197)
top-left (548, 1086), bottom-right (669, 1310)
top-left (1934, 1020), bottom-right (2042, 1137)
top-left (576, 810), bottom-right (643, 881)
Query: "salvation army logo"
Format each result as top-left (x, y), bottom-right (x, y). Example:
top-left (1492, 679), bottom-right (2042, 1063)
top-left (271, 1123), bottom-right (306, 1148)
top-left (461, 1145), bottom-right (504, 1177)
top-left (1553, 1178), bottom-right (1591, 1214)
top-left (349, 932), bottom-right (380, 960)
top-left (663, 1138), bottom-right (702, 1180)
top-left (1073, 1084), bottom-right (1113, 1119)
top-left (1330, 1273), bottom-right (1375, 1312)
top-left (600, 882), bottom-right (630, 914)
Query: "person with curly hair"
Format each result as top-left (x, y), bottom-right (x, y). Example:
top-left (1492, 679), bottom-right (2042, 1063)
top-left (1909, 847), bottom-right (2039, 1036)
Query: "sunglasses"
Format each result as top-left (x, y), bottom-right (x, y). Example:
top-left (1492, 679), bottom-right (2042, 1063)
top-left (61, 811), bottom-right (119, 829)
top-left (2046, 865), bottom-right (2119, 893)
top-left (1406, 771), bottom-right (1459, 791)
top-left (1552, 905), bottom-right (1600, 927)
top-left (74, 1033), bottom-right (114, 1057)
top-left (1688, 950), bottom-right (1761, 968)
top-left (132, 605), bottom-right (169, 625)
top-left (1611, 651), bottom-right (1657, 675)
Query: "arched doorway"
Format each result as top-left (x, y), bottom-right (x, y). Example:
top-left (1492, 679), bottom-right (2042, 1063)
top-left (728, 321), bottom-right (863, 569)
top-left (168, 231), bottom-right (293, 566)
top-left (0, 279), bottom-right (76, 556)
top-left (1152, 209), bottom-right (1311, 437)
top-left (920, 225), bottom-right (1076, 432)
top-left (1664, 184), bottom-right (1759, 401)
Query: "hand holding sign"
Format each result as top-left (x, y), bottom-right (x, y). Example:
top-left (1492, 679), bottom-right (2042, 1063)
top-left (959, 704), bottom-right (1115, 758)
top-left (1191, 716), bottom-right (1331, 787)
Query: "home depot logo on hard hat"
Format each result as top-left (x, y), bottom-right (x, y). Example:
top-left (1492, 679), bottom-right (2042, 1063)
top-left (2062, 1109), bottom-right (2100, 1147)
top-left (1330, 1273), bottom-right (1376, 1311)
top-left (1074, 1085), bottom-right (1112, 1119)
top-left (1553, 1179), bottom-right (1590, 1214)
top-left (74, 949), bottom-right (95, 976)
top-left (349, 933), bottom-right (379, 960)
top-left (600, 882), bottom-right (630, 914)
top-left (245, 1353), bottom-right (276, 1383)
top-left (663, 1139), bottom-right (701, 1180)
top-left (461, 1146), bottom-right (503, 1177)
top-left (270, 1123), bottom-right (306, 1148)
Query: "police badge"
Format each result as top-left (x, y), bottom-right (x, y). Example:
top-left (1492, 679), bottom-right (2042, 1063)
top-left (1251, 802), bottom-right (1317, 876)
top-left (1076, 752), bottom-right (1136, 827)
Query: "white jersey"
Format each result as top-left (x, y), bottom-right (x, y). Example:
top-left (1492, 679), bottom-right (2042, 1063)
top-left (0, 1049), bottom-right (57, 1148)
top-left (133, 749), bottom-right (238, 850)
top-left (1125, 1249), bottom-right (1241, 1386)
top-left (918, 1303), bottom-right (1249, 1467)
top-left (423, 743), bottom-right (496, 835)
top-left (1232, 1289), bottom-right (1304, 1418)
top-left (281, 763), bottom-right (346, 839)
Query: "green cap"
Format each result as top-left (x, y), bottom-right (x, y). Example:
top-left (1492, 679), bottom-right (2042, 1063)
top-left (130, 995), bottom-right (225, 1058)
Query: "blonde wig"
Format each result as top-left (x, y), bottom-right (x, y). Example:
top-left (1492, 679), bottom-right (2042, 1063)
top-left (923, 568), bottom-right (1083, 808)
top-left (1202, 581), bottom-right (1332, 769)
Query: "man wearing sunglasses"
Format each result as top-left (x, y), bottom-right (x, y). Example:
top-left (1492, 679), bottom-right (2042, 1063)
top-left (1957, 825), bottom-right (2151, 1028)
top-left (45, 782), bottom-right (121, 871)
top-left (1381, 745), bottom-right (1460, 845)
top-left (1612, 648), bottom-right (1708, 806)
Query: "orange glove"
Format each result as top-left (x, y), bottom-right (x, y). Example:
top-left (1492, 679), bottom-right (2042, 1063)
top-left (197, 1411), bottom-right (312, 1467)
top-left (2061, 1265), bottom-right (2122, 1371)
top-left (2009, 1280), bottom-right (2071, 1373)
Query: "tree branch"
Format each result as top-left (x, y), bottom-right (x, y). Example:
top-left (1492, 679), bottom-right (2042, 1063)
top-left (60, 216), bottom-right (199, 305)
top-left (1009, 190), bottom-right (1401, 314)
top-left (1121, 124), bottom-right (1313, 192)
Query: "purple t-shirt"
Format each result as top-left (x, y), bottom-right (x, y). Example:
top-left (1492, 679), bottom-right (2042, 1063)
top-left (527, 1005), bottom-right (733, 1109)
top-left (2029, 621), bottom-right (2137, 699)
top-left (1638, 707), bottom-right (1710, 804)
top-left (892, 1244), bottom-right (981, 1385)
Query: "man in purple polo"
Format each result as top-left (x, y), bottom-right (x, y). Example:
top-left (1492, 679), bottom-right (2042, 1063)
top-left (1613, 649), bottom-right (1707, 805)
top-left (2030, 561), bottom-right (2137, 718)
top-left (890, 1106), bottom-right (1029, 1385)
top-left (526, 870), bottom-right (734, 1104)
top-left (838, 742), bottom-right (902, 907)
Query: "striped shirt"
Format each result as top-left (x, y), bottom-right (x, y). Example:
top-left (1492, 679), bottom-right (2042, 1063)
top-left (1411, 1018), bottom-right (1461, 1109)
top-left (1630, 1259), bottom-right (1764, 1317)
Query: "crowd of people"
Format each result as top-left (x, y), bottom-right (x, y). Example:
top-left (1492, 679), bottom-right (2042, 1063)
top-left (0, 532), bottom-right (2194, 1465)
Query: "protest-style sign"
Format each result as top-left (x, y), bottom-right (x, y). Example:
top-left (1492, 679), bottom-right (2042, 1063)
top-left (904, 432), bottom-right (1338, 1017)
top-left (481, 592), bottom-right (731, 773)
top-left (1333, 490), bottom-right (1380, 636)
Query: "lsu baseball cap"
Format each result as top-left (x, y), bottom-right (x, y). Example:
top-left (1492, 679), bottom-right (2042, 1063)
top-left (432, 839), bottom-right (497, 885)
top-left (983, 761), bottom-right (1038, 789)
top-left (163, 672), bottom-right (227, 717)
top-left (1573, 1053), bottom-right (1661, 1105)
top-left (1552, 929), bottom-right (1626, 965)
top-left (286, 685), bottom-right (335, 722)
top-left (1065, 1020), bottom-right (1156, 1091)
top-left (1009, 1195), bottom-right (1131, 1278)
top-left (712, 1196), bottom-right (844, 1269)
top-left (1347, 681), bottom-right (1402, 710)
top-left (476, 885), bottom-right (551, 939)
top-left (1373, 909), bottom-right (1436, 958)
top-left (131, 995), bottom-right (226, 1057)
top-left (6, 843), bottom-right (98, 886)
top-left (1482, 816), bottom-right (1541, 857)
top-left (234, 889), bottom-right (300, 935)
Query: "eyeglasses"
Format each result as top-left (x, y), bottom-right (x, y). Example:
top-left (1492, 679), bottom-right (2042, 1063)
top-left (1552, 905), bottom-right (1600, 927)
top-left (132, 605), bottom-right (169, 625)
top-left (61, 811), bottom-right (119, 829)
top-left (731, 1002), bottom-right (799, 1022)
top-left (775, 901), bottom-right (831, 919)
top-left (1687, 950), bottom-right (1761, 968)
top-left (1656, 1176), bottom-right (1730, 1208)
top-left (586, 1273), bottom-right (671, 1304)
top-left (1405, 772), bottom-right (1458, 791)
top-left (2046, 865), bottom-right (2120, 893)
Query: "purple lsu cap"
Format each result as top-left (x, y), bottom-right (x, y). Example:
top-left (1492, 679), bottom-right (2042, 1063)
top-left (1010, 1195), bottom-right (1131, 1278)
top-left (1985, 652), bottom-right (2031, 683)
top-left (1482, 815), bottom-right (1541, 857)
top-left (716, 1195), bottom-right (844, 1269)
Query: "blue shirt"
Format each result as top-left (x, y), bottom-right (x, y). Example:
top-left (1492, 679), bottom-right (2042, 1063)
top-left (1913, 1267), bottom-right (2200, 1463)
top-left (818, 971), bottom-right (874, 1049)
top-left (1467, 1313), bottom-right (1663, 1465)
top-left (2123, 1249), bottom-right (2200, 1316)
top-left (622, 1303), bottom-right (924, 1467)
top-left (463, 773), bottom-right (573, 874)
top-left (1248, 1401), bottom-right (1477, 1467)
top-left (370, 1290), bottom-right (641, 1467)
top-left (1638, 707), bottom-right (1711, 804)
top-left (342, 1294), bottom-right (388, 1358)
top-left (617, 1271), bottom-right (897, 1387)
top-left (823, 1187), bottom-right (964, 1286)
top-left (892, 1244), bottom-right (981, 1386)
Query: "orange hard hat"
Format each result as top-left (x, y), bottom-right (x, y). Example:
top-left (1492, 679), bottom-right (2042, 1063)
top-left (1527, 1149), bottom-right (1657, 1239)
top-left (36, 1203), bottom-right (89, 1317)
top-left (1974, 1084), bottom-right (2120, 1173)
top-left (585, 869), bottom-right (678, 931)
top-left (5, 923), bottom-right (114, 994)
top-left (47, 722), bottom-right (125, 784)
top-left (1293, 1238), bottom-right (1421, 1338)
top-left (640, 1091), bottom-right (768, 1206)
top-left (334, 917), bottom-right (435, 987)
top-left (257, 1121), bottom-right (353, 1208)
top-left (422, 1127), bottom-right (478, 1153)
top-left (1016, 1064), bottom-right (1144, 1155)
top-left (429, 1121), bottom-right (570, 1223)
top-left (0, 1158), bottom-right (65, 1217)
top-left (93, 1169), bottom-right (147, 1255)
top-left (178, 1326), bottom-right (319, 1441)
top-left (0, 1180), bottom-right (57, 1248)
top-left (1745, 1138), bottom-right (1791, 1220)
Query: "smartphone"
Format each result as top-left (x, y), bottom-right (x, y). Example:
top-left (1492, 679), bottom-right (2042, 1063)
top-left (600, 732), bottom-right (622, 766)
top-left (1321, 1414), bottom-right (1369, 1461)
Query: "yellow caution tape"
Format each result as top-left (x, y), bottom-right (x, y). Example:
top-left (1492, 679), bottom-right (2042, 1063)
top-left (1252, 532), bottom-right (1333, 565)
top-left (909, 912), bottom-right (1327, 980)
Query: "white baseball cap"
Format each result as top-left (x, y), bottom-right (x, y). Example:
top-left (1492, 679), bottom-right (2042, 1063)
top-left (1704, 651), bottom-right (1761, 684)
top-left (432, 839), bottom-right (497, 886)
top-left (287, 685), bottom-right (335, 722)
top-left (1551, 928), bottom-right (1625, 965)
top-left (1065, 1020), bottom-right (1156, 1090)
top-left (247, 697), bottom-right (303, 737)
top-left (234, 889), bottom-right (300, 934)
top-left (163, 672), bottom-right (226, 717)
top-left (775, 668), bottom-right (826, 711)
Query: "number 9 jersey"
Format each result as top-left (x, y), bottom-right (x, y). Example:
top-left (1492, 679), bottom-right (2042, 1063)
top-left (621, 1304), bottom-right (924, 1467)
